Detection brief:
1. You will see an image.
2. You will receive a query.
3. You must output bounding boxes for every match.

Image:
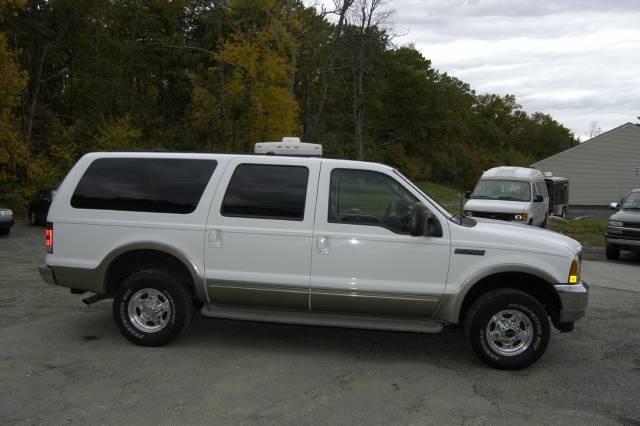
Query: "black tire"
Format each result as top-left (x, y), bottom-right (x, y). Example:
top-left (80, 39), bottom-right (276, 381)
top-left (0, 228), bottom-right (9, 236)
top-left (542, 214), bottom-right (548, 228)
top-left (465, 288), bottom-right (550, 370)
top-left (605, 246), bottom-right (620, 260)
top-left (113, 269), bottom-right (193, 347)
top-left (561, 207), bottom-right (567, 219)
top-left (28, 210), bottom-right (37, 226)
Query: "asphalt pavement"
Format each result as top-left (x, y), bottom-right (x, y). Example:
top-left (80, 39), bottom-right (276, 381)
top-left (1, 224), bottom-right (639, 425)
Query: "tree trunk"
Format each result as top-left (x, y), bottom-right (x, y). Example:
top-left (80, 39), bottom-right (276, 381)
top-left (288, 49), bottom-right (297, 96)
top-left (304, 0), bottom-right (354, 140)
top-left (25, 43), bottom-right (51, 143)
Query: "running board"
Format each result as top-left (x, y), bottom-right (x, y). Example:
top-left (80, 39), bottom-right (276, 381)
top-left (201, 304), bottom-right (443, 334)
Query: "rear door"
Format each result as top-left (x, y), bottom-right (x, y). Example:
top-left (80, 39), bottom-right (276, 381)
top-left (204, 157), bottom-right (320, 310)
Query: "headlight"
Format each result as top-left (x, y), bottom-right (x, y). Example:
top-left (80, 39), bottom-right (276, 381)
top-left (608, 220), bottom-right (623, 227)
top-left (464, 211), bottom-right (473, 217)
top-left (0, 209), bottom-right (12, 216)
top-left (513, 213), bottom-right (528, 221)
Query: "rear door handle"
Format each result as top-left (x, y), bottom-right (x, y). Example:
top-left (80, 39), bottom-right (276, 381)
top-left (208, 229), bottom-right (223, 248)
top-left (316, 236), bottom-right (329, 255)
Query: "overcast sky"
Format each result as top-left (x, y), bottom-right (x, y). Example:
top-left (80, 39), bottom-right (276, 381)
top-left (314, 0), bottom-right (640, 140)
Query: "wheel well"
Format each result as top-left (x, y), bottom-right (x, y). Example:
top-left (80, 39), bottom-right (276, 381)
top-left (104, 250), bottom-right (195, 297)
top-left (459, 272), bottom-right (560, 323)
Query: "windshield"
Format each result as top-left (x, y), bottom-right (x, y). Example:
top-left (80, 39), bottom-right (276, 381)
top-left (471, 179), bottom-right (531, 202)
top-left (622, 192), bottom-right (640, 209)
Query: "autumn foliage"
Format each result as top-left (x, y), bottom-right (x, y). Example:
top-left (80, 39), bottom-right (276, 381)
top-left (0, 0), bottom-right (576, 211)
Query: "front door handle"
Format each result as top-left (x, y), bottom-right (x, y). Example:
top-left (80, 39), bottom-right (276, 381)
top-left (208, 229), bottom-right (223, 248)
top-left (316, 236), bottom-right (329, 255)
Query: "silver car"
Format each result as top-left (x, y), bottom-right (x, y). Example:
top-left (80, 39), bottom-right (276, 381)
top-left (0, 205), bottom-right (14, 236)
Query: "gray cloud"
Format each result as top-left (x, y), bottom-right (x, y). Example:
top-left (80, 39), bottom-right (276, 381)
top-left (311, 0), bottom-right (640, 138)
top-left (392, 1), bottom-right (640, 138)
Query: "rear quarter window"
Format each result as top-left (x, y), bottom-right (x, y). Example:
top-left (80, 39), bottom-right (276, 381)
top-left (71, 158), bottom-right (217, 214)
top-left (221, 164), bottom-right (309, 221)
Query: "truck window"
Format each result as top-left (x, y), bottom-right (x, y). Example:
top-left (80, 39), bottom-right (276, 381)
top-left (221, 164), bottom-right (309, 221)
top-left (328, 169), bottom-right (418, 234)
top-left (71, 158), bottom-right (217, 214)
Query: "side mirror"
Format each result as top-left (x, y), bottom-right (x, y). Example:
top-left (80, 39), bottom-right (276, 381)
top-left (609, 202), bottom-right (619, 210)
top-left (464, 191), bottom-right (471, 200)
top-left (410, 203), bottom-right (443, 238)
top-left (534, 194), bottom-right (544, 203)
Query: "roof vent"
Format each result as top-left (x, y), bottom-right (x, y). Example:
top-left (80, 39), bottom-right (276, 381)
top-left (254, 137), bottom-right (322, 157)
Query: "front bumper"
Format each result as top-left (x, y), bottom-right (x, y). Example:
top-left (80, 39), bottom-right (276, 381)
top-left (38, 264), bottom-right (57, 286)
top-left (0, 217), bottom-right (14, 228)
top-left (553, 281), bottom-right (589, 322)
top-left (606, 234), bottom-right (640, 249)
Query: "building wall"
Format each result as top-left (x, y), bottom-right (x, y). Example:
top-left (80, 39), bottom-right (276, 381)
top-left (531, 123), bottom-right (640, 205)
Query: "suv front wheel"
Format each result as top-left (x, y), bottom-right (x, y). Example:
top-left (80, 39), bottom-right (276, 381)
top-left (113, 269), bottom-right (194, 346)
top-left (465, 288), bottom-right (550, 370)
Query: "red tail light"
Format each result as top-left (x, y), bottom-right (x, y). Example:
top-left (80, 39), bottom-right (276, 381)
top-left (45, 223), bottom-right (53, 254)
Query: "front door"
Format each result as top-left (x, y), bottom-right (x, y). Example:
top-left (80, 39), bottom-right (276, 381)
top-left (309, 164), bottom-right (450, 317)
top-left (204, 158), bottom-right (320, 310)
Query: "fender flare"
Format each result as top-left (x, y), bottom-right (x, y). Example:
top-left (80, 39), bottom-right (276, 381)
top-left (434, 264), bottom-right (558, 324)
top-left (97, 241), bottom-right (206, 300)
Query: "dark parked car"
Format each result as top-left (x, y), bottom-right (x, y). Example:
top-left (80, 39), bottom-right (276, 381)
top-left (606, 189), bottom-right (640, 260)
top-left (28, 188), bottom-right (56, 226)
top-left (0, 204), bottom-right (15, 235)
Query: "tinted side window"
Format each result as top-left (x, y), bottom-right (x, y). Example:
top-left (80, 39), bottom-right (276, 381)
top-left (221, 164), bottom-right (309, 221)
top-left (329, 169), bottom-right (418, 234)
top-left (71, 158), bottom-right (217, 214)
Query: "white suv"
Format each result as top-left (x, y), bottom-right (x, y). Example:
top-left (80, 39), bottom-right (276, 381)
top-left (39, 151), bottom-right (588, 369)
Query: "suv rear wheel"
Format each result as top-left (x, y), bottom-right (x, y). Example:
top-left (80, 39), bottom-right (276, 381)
top-left (465, 288), bottom-right (550, 370)
top-left (113, 269), bottom-right (193, 346)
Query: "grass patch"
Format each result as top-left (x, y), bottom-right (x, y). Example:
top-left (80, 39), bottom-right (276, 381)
top-left (547, 219), bottom-right (607, 247)
top-left (416, 181), bottom-right (462, 212)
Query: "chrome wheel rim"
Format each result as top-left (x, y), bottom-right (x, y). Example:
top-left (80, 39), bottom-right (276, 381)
top-left (127, 288), bottom-right (171, 333)
top-left (485, 309), bottom-right (533, 356)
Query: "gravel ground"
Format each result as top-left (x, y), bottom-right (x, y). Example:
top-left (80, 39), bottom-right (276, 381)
top-left (1, 224), bottom-right (639, 425)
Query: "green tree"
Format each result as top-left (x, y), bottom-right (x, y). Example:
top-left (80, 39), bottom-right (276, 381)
top-left (0, 0), bottom-right (28, 201)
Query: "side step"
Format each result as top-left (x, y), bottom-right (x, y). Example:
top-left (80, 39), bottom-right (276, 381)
top-left (201, 304), bottom-right (443, 334)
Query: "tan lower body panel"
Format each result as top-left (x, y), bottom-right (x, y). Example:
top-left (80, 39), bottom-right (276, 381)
top-left (207, 280), bottom-right (440, 317)
top-left (310, 288), bottom-right (440, 317)
top-left (207, 281), bottom-right (308, 310)
top-left (51, 265), bottom-right (104, 294)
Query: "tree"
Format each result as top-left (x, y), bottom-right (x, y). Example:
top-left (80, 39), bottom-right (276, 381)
top-left (344, 0), bottom-right (389, 160)
top-left (0, 0), bottom-right (28, 200)
top-left (588, 121), bottom-right (602, 139)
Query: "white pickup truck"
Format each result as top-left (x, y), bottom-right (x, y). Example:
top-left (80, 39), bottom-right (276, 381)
top-left (39, 150), bottom-right (588, 369)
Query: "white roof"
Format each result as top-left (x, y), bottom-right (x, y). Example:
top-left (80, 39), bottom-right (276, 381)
top-left (80, 151), bottom-right (390, 171)
top-left (481, 166), bottom-right (545, 181)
